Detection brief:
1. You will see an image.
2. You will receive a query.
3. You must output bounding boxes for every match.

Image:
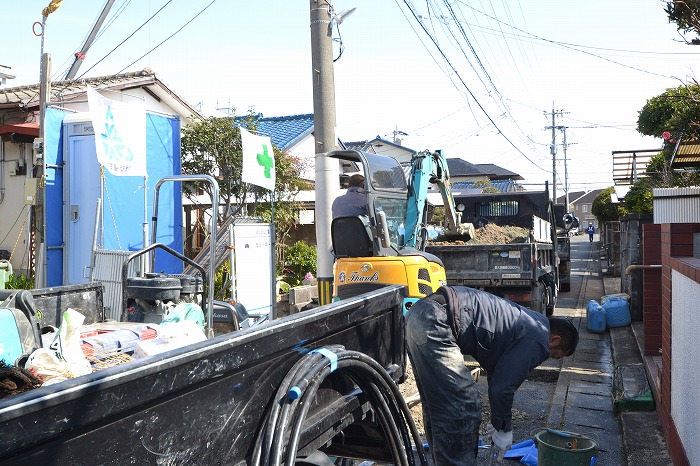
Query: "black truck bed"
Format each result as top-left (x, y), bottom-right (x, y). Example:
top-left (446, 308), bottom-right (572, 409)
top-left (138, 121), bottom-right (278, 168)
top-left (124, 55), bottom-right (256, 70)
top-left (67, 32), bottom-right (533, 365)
top-left (0, 286), bottom-right (407, 465)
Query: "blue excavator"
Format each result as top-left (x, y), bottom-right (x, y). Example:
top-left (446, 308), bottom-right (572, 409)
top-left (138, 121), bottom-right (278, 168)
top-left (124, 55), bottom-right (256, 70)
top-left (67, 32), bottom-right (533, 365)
top-left (327, 149), bottom-right (473, 312)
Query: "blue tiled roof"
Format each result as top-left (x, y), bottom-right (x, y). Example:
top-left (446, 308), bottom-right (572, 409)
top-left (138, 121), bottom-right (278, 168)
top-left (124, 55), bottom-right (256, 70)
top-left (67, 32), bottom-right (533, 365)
top-left (451, 179), bottom-right (519, 193)
top-left (237, 114), bottom-right (314, 150)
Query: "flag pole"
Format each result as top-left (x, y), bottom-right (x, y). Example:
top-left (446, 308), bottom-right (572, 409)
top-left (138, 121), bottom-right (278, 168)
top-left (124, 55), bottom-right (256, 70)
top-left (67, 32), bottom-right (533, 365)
top-left (269, 189), bottom-right (276, 319)
top-left (142, 174), bottom-right (148, 276)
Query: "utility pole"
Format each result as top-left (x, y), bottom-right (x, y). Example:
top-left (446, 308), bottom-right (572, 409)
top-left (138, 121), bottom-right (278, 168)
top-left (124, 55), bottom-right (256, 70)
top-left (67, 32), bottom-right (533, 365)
top-left (562, 126), bottom-right (569, 209)
top-left (544, 105), bottom-right (567, 204)
top-left (310, 0), bottom-right (339, 305)
top-left (549, 106), bottom-right (557, 203)
top-left (34, 52), bottom-right (51, 288)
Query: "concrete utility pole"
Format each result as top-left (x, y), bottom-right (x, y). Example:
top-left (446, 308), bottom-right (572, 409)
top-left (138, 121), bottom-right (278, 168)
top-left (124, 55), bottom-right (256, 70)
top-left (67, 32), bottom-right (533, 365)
top-left (544, 106), bottom-right (566, 204)
top-left (562, 126), bottom-right (569, 209)
top-left (34, 52), bottom-right (51, 288)
top-left (549, 107), bottom-right (557, 203)
top-left (310, 0), bottom-right (339, 305)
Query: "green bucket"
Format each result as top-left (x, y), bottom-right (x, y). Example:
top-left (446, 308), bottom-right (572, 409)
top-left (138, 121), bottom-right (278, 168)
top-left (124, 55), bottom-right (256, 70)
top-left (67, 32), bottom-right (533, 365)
top-left (534, 429), bottom-right (598, 466)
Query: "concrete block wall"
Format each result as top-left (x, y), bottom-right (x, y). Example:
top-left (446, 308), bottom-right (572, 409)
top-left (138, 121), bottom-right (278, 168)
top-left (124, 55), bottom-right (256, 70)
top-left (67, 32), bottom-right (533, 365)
top-left (642, 223), bottom-right (662, 356)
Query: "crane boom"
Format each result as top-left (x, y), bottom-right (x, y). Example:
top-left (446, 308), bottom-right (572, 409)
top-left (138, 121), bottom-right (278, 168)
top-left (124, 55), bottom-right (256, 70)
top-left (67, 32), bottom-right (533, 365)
top-left (64, 0), bottom-right (117, 80)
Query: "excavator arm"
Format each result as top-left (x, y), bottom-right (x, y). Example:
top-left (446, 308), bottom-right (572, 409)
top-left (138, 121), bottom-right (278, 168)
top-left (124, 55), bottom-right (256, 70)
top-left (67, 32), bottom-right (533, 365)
top-left (403, 150), bottom-right (473, 250)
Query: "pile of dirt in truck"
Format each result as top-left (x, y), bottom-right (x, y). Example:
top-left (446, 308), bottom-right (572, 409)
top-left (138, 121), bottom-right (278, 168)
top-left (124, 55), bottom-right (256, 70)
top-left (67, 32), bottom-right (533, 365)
top-left (429, 223), bottom-right (529, 245)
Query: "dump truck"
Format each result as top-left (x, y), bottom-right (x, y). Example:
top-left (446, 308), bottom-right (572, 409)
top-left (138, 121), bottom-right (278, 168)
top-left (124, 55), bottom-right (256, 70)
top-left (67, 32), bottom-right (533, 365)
top-left (553, 204), bottom-right (572, 292)
top-left (425, 188), bottom-right (560, 315)
top-left (0, 174), bottom-right (427, 466)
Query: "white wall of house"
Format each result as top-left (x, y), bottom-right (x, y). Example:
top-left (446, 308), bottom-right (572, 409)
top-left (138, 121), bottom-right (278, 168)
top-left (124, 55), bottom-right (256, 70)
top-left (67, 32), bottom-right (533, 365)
top-left (0, 139), bottom-right (33, 274)
top-left (671, 269), bottom-right (700, 466)
top-left (284, 135), bottom-right (316, 181)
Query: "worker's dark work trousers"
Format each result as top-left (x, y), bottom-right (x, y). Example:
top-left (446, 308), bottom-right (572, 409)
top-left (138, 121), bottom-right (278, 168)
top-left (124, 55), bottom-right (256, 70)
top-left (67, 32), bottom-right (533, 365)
top-left (405, 301), bottom-right (481, 466)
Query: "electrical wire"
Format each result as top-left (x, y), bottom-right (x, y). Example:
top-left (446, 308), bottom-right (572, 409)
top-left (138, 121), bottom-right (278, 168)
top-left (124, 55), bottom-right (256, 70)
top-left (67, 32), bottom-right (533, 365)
top-left (51, 0), bottom-right (134, 80)
top-left (251, 345), bottom-right (428, 466)
top-left (76, 0), bottom-right (177, 80)
top-left (453, 0), bottom-right (680, 79)
top-left (399, 0), bottom-right (546, 172)
top-left (114, 0), bottom-right (217, 75)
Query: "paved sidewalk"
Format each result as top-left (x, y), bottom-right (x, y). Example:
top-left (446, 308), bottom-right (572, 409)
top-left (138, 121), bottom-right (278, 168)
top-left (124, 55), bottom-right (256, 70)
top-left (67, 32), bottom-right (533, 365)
top-left (603, 275), bottom-right (671, 466)
top-left (549, 238), bottom-right (670, 465)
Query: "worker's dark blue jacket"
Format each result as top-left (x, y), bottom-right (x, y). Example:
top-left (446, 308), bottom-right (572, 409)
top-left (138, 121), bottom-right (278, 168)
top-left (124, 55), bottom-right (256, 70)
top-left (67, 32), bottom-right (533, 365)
top-left (434, 286), bottom-right (551, 431)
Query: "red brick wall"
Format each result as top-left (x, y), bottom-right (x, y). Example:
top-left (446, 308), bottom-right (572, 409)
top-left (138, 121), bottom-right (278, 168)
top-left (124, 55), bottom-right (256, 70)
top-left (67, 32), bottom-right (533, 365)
top-left (657, 223), bottom-right (700, 466)
top-left (642, 223), bottom-right (662, 356)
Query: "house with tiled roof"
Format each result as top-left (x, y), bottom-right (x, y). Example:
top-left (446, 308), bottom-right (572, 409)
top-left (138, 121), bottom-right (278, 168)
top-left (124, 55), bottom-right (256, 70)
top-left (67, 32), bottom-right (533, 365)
top-left (238, 113), bottom-right (360, 182)
top-left (0, 68), bottom-right (201, 127)
top-left (556, 189), bottom-right (605, 228)
top-left (0, 69), bottom-right (202, 280)
top-left (342, 136), bottom-right (416, 164)
top-left (443, 158), bottom-right (523, 193)
top-left (474, 163), bottom-right (523, 181)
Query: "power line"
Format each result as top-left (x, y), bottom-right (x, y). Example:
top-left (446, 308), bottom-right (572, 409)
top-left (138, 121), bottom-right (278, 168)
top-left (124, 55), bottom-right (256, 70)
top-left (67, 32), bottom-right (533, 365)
top-left (115, 0), bottom-right (217, 75)
top-left (76, 0), bottom-right (176, 80)
top-left (453, 0), bottom-right (679, 79)
top-left (399, 0), bottom-right (547, 172)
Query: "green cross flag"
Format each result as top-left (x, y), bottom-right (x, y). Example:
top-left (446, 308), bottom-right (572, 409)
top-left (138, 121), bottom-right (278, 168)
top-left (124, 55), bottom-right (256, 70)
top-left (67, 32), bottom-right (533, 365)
top-left (241, 126), bottom-right (275, 191)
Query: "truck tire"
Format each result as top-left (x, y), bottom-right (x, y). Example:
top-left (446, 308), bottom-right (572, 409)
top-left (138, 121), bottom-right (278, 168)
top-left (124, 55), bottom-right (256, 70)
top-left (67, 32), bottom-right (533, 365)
top-left (534, 282), bottom-right (547, 315)
top-left (545, 285), bottom-right (555, 317)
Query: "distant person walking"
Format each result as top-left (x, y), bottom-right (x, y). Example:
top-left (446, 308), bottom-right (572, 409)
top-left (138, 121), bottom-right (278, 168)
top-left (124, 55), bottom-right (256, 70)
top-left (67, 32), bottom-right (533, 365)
top-left (586, 222), bottom-right (595, 242)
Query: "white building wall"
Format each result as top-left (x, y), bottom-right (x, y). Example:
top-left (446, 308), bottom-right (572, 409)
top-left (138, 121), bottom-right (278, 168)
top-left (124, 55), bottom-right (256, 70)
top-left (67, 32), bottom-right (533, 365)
top-left (285, 135), bottom-right (316, 181)
top-left (653, 187), bottom-right (700, 224)
top-left (0, 140), bottom-right (33, 274)
top-left (670, 269), bottom-right (700, 466)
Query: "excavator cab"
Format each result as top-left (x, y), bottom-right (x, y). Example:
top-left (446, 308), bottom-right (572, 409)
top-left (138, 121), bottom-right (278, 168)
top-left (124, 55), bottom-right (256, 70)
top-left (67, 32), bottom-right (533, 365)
top-left (327, 150), bottom-right (447, 312)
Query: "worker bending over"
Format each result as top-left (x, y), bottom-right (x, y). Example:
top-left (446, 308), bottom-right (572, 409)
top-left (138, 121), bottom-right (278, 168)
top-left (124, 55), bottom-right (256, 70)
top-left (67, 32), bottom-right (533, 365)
top-left (405, 286), bottom-right (579, 466)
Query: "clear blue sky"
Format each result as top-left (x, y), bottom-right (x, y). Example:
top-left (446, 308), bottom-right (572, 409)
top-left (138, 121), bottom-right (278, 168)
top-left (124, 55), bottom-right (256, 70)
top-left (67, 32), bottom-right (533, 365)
top-left (4, 1), bottom-right (699, 193)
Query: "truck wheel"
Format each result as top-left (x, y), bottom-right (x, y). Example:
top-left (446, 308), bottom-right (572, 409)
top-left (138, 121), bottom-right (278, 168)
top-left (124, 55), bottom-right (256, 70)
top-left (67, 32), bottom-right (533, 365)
top-left (534, 282), bottom-right (547, 315)
top-left (545, 286), bottom-right (555, 317)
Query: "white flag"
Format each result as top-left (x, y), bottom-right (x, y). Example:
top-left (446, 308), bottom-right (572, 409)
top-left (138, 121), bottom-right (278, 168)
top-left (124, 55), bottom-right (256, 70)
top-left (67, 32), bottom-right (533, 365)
top-left (240, 126), bottom-right (275, 191)
top-left (87, 86), bottom-right (146, 177)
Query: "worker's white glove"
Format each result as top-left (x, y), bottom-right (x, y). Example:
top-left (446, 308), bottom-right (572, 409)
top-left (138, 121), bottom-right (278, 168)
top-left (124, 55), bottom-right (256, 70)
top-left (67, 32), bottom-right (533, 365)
top-left (488, 423), bottom-right (513, 452)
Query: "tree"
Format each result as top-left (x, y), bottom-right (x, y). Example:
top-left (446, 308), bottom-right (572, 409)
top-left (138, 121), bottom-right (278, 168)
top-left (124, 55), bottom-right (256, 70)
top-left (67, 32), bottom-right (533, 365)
top-left (666, 0), bottom-right (700, 42)
top-left (591, 187), bottom-right (627, 223)
top-left (623, 180), bottom-right (654, 215)
top-left (180, 112), bottom-right (311, 265)
top-left (637, 84), bottom-right (700, 140)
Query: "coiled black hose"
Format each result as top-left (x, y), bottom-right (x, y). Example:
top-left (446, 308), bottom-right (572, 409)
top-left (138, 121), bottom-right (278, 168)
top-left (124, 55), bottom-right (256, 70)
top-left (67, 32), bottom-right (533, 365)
top-left (251, 345), bottom-right (429, 466)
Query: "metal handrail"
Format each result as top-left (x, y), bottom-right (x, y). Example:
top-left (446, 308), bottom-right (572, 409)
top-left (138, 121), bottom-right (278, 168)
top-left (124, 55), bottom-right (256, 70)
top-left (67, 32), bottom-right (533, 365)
top-left (150, 175), bottom-right (219, 336)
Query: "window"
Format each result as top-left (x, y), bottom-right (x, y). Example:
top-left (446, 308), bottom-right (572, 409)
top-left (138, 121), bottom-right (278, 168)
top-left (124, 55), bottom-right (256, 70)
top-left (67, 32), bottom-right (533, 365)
top-left (477, 200), bottom-right (519, 217)
top-left (373, 197), bottom-right (408, 249)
